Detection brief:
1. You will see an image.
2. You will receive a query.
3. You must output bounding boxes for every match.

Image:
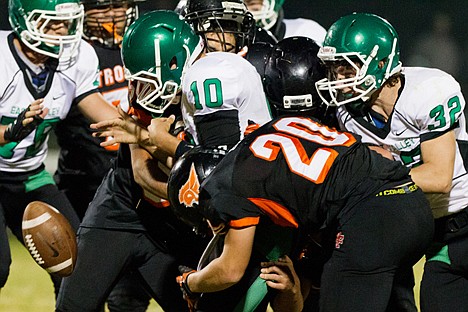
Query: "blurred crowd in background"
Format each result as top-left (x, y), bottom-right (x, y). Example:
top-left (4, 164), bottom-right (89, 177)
top-left (1, 0), bottom-right (467, 98)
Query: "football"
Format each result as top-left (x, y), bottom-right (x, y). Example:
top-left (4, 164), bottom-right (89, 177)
top-left (22, 201), bottom-right (77, 277)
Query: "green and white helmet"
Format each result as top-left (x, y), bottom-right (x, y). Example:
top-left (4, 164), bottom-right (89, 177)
top-left (316, 13), bottom-right (402, 107)
top-left (121, 10), bottom-right (204, 115)
top-left (244, 0), bottom-right (284, 30)
top-left (9, 0), bottom-right (84, 59)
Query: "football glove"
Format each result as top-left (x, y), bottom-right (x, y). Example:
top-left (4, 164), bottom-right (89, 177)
top-left (4, 105), bottom-right (44, 142)
top-left (176, 265), bottom-right (198, 312)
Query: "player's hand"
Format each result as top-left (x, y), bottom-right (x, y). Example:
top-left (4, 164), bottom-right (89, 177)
top-left (147, 115), bottom-right (175, 147)
top-left (90, 106), bottom-right (146, 146)
top-left (260, 255), bottom-right (300, 292)
top-left (4, 99), bottom-right (48, 142)
top-left (176, 265), bottom-right (199, 312)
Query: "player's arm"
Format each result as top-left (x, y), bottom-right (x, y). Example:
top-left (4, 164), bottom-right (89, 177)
top-left (409, 130), bottom-right (455, 193)
top-left (186, 226), bottom-right (255, 293)
top-left (77, 92), bottom-right (120, 122)
top-left (89, 104), bottom-right (162, 157)
top-left (260, 255), bottom-right (304, 312)
top-left (129, 143), bottom-right (169, 199)
top-left (148, 115), bottom-right (191, 159)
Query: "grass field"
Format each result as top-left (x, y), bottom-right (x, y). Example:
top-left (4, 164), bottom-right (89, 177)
top-left (0, 230), bottom-right (425, 312)
top-left (0, 232), bottom-right (162, 312)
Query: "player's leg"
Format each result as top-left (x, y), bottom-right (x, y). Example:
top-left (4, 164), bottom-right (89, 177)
top-left (106, 271), bottom-right (151, 312)
top-left (0, 204), bottom-right (11, 288)
top-left (56, 227), bottom-right (138, 312)
top-left (132, 233), bottom-right (187, 312)
top-left (420, 236), bottom-right (468, 312)
top-left (320, 183), bottom-right (433, 312)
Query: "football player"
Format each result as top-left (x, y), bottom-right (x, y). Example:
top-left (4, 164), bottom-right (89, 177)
top-left (157, 0), bottom-right (271, 156)
top-left (243, 0), bottom-right (326, 45)
top-left (53, 1), bottom-right (153, 311)
top-left (167, 118), bottom-right (434, 312)
top-left (0, 0), bottom-right (120, 298)
top-left (316, 12), bottom-right (468, 312)
top-left (56, 10), bottom-right (209, 312)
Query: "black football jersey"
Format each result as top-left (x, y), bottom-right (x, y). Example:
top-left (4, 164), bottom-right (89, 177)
top-left (200, 116), bottom-right (410, 232)
top-left (55, 45), bottom-right (126, 182)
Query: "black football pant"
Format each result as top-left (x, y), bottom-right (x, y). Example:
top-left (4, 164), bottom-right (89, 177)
top-left (420, 234), bottom-right (468, 312)
top-left (56, 227), bottom-right (191, 312)
top-left (0, 167), bottom-right (80, 296)
top-left (320, 183), bottom-right (434, 312)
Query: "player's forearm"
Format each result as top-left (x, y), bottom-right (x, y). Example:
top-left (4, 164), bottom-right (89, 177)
top-left (187, 257), bottom-right (242, 293)
top-left (410, 164), bottom-right (453, 193)
top-left (270, 287), bottom-right (304, 312)
top-left (130, 144), bottom-right (168, 199)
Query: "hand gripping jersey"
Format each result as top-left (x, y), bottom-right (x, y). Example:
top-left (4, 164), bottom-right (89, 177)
top-left (199, 116), bottom-right (411, 230)
top-left (0, 31), bottom-right (99, 172)
top-left (337, 67), bottom-right (468, 218)
top-left (181, 52), bottom-right (272, 148)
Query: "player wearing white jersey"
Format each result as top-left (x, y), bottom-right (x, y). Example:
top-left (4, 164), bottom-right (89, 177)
top-left (0, 0), bottom-right (119, 298)
top-left (316, 13), bottom-right (468, 312)
top-left (181, 52), bottom-right (272, 148)
top-left (243, 0), bottom-right (326, 45)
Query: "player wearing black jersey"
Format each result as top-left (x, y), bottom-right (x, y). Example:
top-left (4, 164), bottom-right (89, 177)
top-left (167, 116), bottom-right (434, 312)
top-left (56, 10), bottom-right (210, 312)
top-left (54, 2), bottom-right (152, 311)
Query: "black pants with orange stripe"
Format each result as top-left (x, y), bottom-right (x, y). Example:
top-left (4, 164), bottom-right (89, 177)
top-left (319, 184), bottom-right (434, 312)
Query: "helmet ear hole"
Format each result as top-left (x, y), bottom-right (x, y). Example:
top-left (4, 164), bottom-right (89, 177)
top-left (169, 56), bottom-right (178, 70)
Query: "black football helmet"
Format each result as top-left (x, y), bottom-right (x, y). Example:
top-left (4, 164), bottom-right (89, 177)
top-left (185, 0), bottom-right (255, 53)
top-left (245, 41), bottom-right (273, 78)
top-left (168, 146), bottom-right (227, 236)
top-left (81, 0), bottom-right (144, 48)
top-left (264, 36), bottom-right (327, 117)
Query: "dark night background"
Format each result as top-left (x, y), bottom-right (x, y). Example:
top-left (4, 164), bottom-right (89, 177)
top-left (1, 0), bottom-right (467, 92)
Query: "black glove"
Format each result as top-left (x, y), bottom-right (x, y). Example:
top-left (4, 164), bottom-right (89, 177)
top-left (176, 265), bottom-right (198, 312)
top-left (4, 105), bottom-right (44, 142)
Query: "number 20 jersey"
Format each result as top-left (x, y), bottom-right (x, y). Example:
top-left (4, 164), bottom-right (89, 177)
top-left (200, 116), bottom-right (410, 231)
top-left (0, 32), bottom-right (99, 172)
top-left (337, 67), bottom-right (468, 218)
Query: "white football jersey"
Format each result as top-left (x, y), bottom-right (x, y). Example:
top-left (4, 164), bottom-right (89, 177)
top-left (283, 18), bottom-right (327, 46)
top-left (337, 67), bottom-right (468, 218)
top-left (0, 31), bottom-right (99, 172)
top-left (181, 52), bottom-right (272, 146)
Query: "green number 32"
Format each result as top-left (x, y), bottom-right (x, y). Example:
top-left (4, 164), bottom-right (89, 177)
top-left (428, 95), bottom-right (462, 130)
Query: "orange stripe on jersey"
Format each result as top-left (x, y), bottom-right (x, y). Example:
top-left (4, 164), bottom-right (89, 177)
top-left (229, 216), bottom-right (260, 229)
top-left (248, 198), bottom-right (299, 228)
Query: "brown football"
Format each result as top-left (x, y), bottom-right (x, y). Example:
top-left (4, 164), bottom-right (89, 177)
top-left (22, 201), bottom-right (77, 277)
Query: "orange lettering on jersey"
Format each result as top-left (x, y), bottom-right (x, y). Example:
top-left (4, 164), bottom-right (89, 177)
top-left (179, 164), bottom-right (200, 207)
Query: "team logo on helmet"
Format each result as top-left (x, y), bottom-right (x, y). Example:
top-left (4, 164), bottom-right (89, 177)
top-left (179, 163), bottom-right (200, 207)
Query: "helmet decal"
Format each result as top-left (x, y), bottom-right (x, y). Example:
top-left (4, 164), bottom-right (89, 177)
top-left (179, 163), bottom-right (201, 208)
